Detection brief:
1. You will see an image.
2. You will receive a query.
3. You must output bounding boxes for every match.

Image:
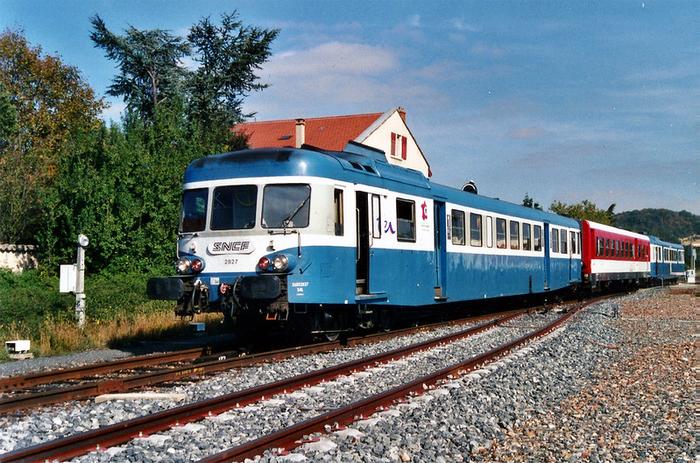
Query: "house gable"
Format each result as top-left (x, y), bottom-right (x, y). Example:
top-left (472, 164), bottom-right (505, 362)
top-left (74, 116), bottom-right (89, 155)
top-left (233, 107), bottom-right (431, 177)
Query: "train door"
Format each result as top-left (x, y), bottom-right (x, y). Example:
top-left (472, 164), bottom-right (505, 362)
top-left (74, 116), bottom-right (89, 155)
top-left (543, 223), bottom-right (551, 290)
top-left (433, 201), bottom-right (447, 300)
top-left (355, 192), bottom-right (370, 295)
top-left (568, 230), bottom-right (574, 282)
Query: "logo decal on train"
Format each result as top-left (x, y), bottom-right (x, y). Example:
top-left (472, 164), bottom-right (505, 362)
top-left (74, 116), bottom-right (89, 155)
top-left (207, 241), bottom-right (255, 255)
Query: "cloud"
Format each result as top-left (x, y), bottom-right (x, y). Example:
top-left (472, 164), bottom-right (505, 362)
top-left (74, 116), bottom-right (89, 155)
top-left (260, 42), bottom-right (398, 78)
top-left (244, 41), bottom-right (450, 119)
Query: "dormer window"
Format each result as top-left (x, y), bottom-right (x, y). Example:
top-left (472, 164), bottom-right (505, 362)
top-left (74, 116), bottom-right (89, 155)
top-left (390, 132), bottom-right (407, 160)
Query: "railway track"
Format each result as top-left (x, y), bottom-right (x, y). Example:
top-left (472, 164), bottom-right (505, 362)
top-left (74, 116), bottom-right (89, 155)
top-left (0, 299), bottom-right (598, 463)
top-left (0, 310), bottom-right (522, 413)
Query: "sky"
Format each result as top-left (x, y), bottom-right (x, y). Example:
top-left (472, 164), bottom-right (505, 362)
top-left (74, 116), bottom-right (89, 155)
top-left (1, 0), bottom-right (698, 214)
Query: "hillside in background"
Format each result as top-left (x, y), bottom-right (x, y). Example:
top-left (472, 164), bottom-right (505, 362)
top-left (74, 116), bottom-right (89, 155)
top-left (615, 209), bottom-right (700, 242)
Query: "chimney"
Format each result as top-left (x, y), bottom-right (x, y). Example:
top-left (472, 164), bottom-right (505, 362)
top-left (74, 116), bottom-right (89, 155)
top-left (397, 107), bottom-right (406, 123)
top-left (295, 118), bottom-right (306, 148)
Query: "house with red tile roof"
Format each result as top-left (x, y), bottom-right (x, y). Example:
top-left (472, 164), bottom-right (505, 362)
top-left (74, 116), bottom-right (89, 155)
top-left (232, 107), bottom-right (431, 177)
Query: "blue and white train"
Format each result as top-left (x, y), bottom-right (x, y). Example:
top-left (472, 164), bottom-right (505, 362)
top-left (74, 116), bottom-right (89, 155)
top-left (146, 143), bottom-right (678, 337)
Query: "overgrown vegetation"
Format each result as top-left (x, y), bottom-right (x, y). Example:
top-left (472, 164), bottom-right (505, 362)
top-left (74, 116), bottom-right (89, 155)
top-left (0, 13), bottom-right (277, 357)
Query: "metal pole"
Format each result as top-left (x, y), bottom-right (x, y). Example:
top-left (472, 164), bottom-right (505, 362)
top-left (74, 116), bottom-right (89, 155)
top-left (75, 234), bottom-right (89, 328)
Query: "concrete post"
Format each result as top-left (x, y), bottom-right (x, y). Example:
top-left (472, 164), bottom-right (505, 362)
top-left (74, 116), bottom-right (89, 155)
top-left (75, 234), bottom-right (89, 327)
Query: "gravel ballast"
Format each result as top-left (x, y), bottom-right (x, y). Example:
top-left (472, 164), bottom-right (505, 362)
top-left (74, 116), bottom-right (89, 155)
top-left (0, 288), bottom-right (695, 462)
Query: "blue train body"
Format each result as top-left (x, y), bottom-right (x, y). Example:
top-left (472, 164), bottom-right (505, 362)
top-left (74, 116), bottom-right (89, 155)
top-left (649, 236), bottom-right (685, 281)
top-left (146, 143), bottom-right (681, 335)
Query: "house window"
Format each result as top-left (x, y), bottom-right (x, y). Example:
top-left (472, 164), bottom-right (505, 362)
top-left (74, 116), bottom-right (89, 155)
top-left (396, 198), bottom-right (416, 242)
top-left (390, 132), bottom-right (407, 160)
top-left (451, 210), bottom-right (465, 245)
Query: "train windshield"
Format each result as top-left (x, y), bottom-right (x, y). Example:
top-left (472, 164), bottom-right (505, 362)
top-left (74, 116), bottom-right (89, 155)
top-left (180, 188), bottom-right (208, 232)
top-left (262, 184), bottom-right (311, 228)
top-left (210, 185), bottom-right (258, 230)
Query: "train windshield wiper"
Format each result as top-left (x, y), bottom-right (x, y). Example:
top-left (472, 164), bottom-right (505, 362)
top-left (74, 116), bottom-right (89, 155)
top-left (281, 191), bottom-right (311, 228)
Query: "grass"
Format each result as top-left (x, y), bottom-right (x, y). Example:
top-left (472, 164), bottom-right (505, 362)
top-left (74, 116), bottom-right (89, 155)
top-left (0, 269), bottom-right (226, 360)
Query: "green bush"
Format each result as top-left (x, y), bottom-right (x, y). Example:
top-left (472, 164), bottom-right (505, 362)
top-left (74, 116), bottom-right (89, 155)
top-left (0, 269), bottom-right (173, 336)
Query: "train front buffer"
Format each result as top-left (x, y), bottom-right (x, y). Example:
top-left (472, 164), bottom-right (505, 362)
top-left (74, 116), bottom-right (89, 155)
top-left (147, 235), bottom-right (302, 322)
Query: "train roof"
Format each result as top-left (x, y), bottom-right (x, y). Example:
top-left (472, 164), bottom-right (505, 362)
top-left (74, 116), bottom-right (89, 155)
top-left (184, 145), bottom-right (578, 228)
top-left (648, 236), bottom-right (683, 248)
top-left (582, 220), bottom-right (649, 241)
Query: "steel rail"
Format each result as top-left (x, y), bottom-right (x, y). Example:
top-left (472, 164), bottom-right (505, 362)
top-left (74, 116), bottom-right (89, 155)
top-left (0, 347), bottom-right (208, 392)
top-left (0, 313), bottom-right (517, 463)
top-left (0, 311), bottom-right (523, 413)
top-left (199, 301), bottom-right (590, 463)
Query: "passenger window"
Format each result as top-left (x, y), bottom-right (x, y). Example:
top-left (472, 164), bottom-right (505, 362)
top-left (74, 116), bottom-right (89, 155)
top-left (496, 218), bottom-right (507, 249)
top-left (605, 239), bottom-right (611, 256)
top-left (560, 229), bottom-right (568, 254)
top-left (551, 228), bottom-right (559, 253)
top-left (596, 238), bottom-right (602, 256)
top-left (470, 213), bottom-right (482, 247)
top-left (570, 232), bottom-right (576, 254)
top-left (451, 210), bottom-right (465, 245)
top-left (371, 194), bottom-right (381, 239)
top-left (510, 220), bottom-right (520, 250)
top-left (334, 189), bottom-right (344, 236)
top-left (396, 199), bottom-right (416, 242)
top-left (522, 223), bottom-right (532, 251)
top-left (486, 216), bottom-right (493, 248)
top-left (534, 225), bottom-right (542, 251)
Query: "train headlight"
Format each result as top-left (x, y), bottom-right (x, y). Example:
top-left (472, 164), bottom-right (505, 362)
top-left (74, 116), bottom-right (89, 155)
top-left (257, 256), bottom-right (270, 271)
top-left (190, 258), bottom-right (204, 273)
top-left (272, 254), bottom-right (289, 272)
top-left (176, 257), bottom-right (191, 274)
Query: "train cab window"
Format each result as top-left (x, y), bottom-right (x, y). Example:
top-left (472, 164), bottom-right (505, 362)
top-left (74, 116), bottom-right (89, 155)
top-left (560, 229), bottom-right (568, 254)
top-left (211, 185), bottom-right (258, 231)
top-left (510, 221), bottom-right (520, 250)
top-left (523, 223), bottom-right (532, 251)
top-left (396, 199), bottom-right (416, 242)
top-left (334, 189), bottom-right (344, 236)
top-left (534, 225), bottom-right (542, 251)
top-left (470, 213), bottom-right (483, 247)
top-left (451, 210), bottom-right (465, 245)
top-left (496, 218), bottom-right (507, 249)
top-left (551, 228), bottom-right (559, 253)
top-left (181, 188), bottom-right (209, 232)
top-left (486, 216), bottom-right (494, 248)
top-left (262, 184), bottom-right (311, 228)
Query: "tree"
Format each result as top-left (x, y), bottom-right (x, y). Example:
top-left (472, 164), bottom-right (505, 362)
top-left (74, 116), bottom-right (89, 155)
top-left (549, 199), bottom-right (616, 224)
top-left (0, 30), bottom-right (104, 243)
top-left (90, 12), bottom-right (277, 150)
top-left (186, 12), bottom-right (278, 148)
top-left (522, 193), bottom-right (542, 210)
top-left (90, 15), bottom-right (190, 121)
top-left (0, 83), bottom-right (16, 150)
